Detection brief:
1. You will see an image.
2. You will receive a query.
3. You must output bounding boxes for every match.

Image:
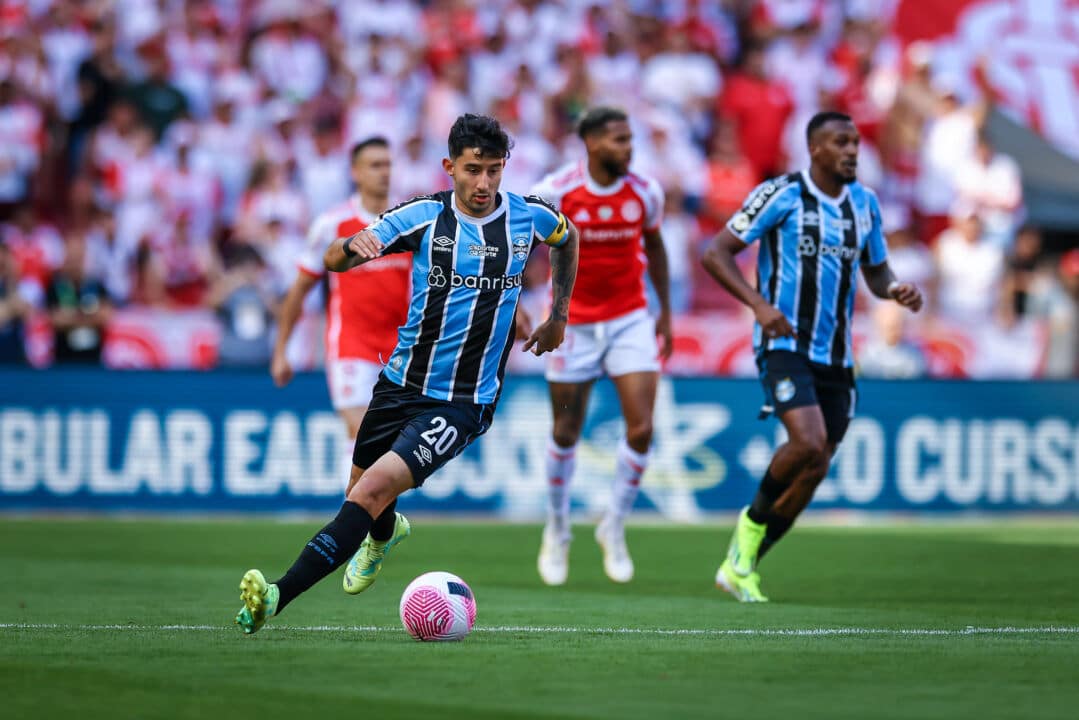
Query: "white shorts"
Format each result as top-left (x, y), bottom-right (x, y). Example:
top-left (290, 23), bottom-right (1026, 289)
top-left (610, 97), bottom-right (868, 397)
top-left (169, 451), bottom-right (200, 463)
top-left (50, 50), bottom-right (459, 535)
top-left (326, 358), bottom-right (383, 410)
top-left (544, 308), bottom-right (660, 383)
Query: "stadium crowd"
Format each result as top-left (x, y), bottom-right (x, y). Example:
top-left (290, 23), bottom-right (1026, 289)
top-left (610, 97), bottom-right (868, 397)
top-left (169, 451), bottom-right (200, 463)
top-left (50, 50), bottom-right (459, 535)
top-left (0, 0), bottom-right (1076, 376)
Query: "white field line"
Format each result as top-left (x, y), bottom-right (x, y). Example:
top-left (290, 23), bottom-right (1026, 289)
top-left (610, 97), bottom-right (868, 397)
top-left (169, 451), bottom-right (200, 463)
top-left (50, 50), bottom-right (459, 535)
top-left (1, 623), bottom-right (1078, 637)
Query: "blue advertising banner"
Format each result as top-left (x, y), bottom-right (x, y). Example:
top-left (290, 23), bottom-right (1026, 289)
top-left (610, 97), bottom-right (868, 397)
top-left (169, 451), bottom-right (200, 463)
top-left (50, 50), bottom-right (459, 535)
top-left (1, 368), bottom-right (1077, 515)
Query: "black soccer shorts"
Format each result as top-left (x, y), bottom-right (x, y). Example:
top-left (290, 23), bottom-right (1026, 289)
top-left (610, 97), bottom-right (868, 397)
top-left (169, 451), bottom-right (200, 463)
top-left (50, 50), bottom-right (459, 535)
top-left (352, 374), bottom-right (494, 486)
top-left (756, 350), bottom-right (857, 445)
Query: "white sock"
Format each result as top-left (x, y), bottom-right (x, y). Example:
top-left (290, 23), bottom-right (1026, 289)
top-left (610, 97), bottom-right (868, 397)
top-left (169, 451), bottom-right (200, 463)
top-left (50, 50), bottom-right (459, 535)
top-left (545, 437), bottom-right (576, 534)
top-left (610, 438), bottom-right (648, 525)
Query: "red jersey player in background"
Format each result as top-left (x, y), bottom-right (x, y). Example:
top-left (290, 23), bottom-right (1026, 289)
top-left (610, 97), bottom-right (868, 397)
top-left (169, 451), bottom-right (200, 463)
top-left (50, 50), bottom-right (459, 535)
top-left (271, 137), bottom-right (411, 484)
top-left (530, 107), bottom-right (672, 585)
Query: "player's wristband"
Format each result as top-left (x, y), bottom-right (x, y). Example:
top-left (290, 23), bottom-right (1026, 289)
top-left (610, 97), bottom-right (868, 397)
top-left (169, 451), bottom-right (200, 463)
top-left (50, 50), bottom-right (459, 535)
top-left (342, 235), bottom-right (358, 258)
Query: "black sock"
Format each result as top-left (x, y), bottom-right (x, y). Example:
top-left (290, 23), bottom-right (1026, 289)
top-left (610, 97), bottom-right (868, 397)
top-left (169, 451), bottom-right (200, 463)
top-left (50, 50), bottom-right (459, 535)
top-left (368, 499), bottom-right (397, 542)
top-left (747, 470), bottom-right (787, 524)
top-left (274, 502), bottom-right (373, 613)
top-left (757, 512), bottom-right (794, 562)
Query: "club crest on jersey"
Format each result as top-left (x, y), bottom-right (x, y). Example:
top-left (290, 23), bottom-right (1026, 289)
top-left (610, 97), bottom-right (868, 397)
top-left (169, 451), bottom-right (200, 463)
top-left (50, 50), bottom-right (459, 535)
top-left (775, 377), bottom-right (796, 403)
top-left (432, 235), bottom-right (455, 253)
top-left (621, 200), bottom-right (642, 222)
top-left (513, 235), bottom-right (530, 260)
top-left (468, 244), bottom-right (500, 258)
top-left (858, 212), bottom-right (872, 234)
top-left (597, 205), bottom-right (614, 221)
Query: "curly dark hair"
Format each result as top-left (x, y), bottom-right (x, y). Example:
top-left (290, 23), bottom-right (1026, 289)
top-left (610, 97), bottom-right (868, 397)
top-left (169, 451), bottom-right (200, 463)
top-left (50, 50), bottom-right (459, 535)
top-left (447, 113), bottom-right (514, 159)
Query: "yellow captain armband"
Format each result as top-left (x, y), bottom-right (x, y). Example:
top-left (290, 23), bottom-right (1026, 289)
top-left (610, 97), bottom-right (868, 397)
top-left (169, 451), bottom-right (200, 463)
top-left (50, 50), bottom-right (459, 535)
top-left (544, 213), bottom-right (569, 247)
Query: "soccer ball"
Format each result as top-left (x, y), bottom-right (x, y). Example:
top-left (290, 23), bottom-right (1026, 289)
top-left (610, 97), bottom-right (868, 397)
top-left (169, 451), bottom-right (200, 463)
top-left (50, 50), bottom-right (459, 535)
top-left (399, 571), bottom-right (477, 641)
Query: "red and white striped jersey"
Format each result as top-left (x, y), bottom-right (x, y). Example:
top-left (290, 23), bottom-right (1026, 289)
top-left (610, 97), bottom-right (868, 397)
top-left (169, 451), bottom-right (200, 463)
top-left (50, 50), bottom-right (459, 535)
top-left (532, 162), bottom-right (664, 324)
top-left (297, 196), bottom-right (411, 363)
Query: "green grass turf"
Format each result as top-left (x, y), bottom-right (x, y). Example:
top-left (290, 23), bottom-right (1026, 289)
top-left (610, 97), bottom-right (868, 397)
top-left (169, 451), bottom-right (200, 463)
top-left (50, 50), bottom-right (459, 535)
top-left (2, 518), bottom-right (1078, 719)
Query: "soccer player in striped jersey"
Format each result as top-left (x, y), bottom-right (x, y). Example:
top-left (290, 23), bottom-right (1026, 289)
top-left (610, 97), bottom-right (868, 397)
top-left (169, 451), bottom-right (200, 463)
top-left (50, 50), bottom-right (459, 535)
top-left (270, 137), bottom-right (410, 481)
top-left (235, 114), bottom-right (579, 633)
top-left (530, 106), bottom-right (672, 586)
top-left (701, 111), bottom-right (923, 602)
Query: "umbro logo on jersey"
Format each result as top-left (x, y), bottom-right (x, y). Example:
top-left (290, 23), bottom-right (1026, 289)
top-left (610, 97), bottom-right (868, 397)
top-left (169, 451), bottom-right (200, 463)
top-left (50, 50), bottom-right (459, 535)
top-left (433, 235), bottom-right (455, 253)
top-left (468, 244), bottom-right (500, 258)
top-left (803, 210), bottom-right (819, 225)
top-left (573, 208), bottom-right (591, 223)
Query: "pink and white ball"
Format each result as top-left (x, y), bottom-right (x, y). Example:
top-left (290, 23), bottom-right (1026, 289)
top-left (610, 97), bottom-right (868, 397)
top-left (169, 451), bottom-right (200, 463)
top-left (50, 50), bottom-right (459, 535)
top-left (399, 571), bottom-right (477, 641)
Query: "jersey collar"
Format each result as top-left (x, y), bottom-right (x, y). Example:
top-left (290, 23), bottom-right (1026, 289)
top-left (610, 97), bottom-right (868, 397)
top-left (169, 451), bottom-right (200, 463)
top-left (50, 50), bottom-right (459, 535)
top-left (583, 161), bottom-right (626, 196)
top-left (800, 169), bottom-right (851, 207)
top-left (450, 191), bottom-right (508, 226)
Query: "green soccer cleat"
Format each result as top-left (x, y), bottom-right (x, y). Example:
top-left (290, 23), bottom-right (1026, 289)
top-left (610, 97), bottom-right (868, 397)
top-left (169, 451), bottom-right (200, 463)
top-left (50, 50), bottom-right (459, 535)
top-left (342, 512), bottom-right (411, 595)
top-left (235, 569), bottom-right (279, 634)
top-left (726, 506), bottom-right (767, 577)
top-left (715, 559), bottom-right (769, 603)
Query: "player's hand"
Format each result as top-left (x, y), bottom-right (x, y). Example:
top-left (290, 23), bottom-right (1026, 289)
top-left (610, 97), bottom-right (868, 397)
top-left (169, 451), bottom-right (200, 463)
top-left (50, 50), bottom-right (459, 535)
top-left (270, 351), bottom-right (293, 387)
top-left (523, 318), bottom-right (566, 356)
top-left (514, 306), bottom-right (534, 340)
top-left (656, 310), bottom-right (673, 361)
top-left (889, 282), bottom-right (923, 313)
top-left (344, 230), bottom-right (382, 260)
top-left (754, 302), bottom-right (794, 340)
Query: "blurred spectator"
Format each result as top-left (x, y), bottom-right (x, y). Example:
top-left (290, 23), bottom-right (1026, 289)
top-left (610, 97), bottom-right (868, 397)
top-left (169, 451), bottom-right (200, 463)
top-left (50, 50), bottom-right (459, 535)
top-left (657, 188), bottom-right (696, 314)
top-left (954, 132), bottom-right (1023, 249)
top-left (0, 240), bottom-right (28, 364)
top-left (45, 234), bottom-right (112, 364)
top-left (250, 10), bottom-right (328, 104)
top-left (858, 301), bottom-right (927, 378)
top-left (209, 243), bottom-right (276, 368)
top-left (933, 203), bottom-right (1004, 326)
top-left (0, 78), bottom-right (44, 213)
top-left (1000, 225), bottom-right (1044, 326)
top-left (1, 204), bottom-right (63, 307)
top-left (296, 115), bottom-right (349, 218)
top-left (126, 42), bottom-right (189, 140)
top-left (392, 132), bottom-right (449, 203)
top-left (1045, 249), bottom-right (1079, 377)
top-left (914, 79), bottom-right (981, 245)
top-left (700, 120), bottom-right (757, 234)
top-left (718, 41), bottom-right (793, 179)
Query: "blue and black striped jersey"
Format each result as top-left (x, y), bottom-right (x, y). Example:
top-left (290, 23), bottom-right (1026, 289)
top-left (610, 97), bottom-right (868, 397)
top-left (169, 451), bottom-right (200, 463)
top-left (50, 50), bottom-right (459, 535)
top-left (727, 171), bottom-right (888, 368)
top-left (367, 190), bottom-right (568, 404)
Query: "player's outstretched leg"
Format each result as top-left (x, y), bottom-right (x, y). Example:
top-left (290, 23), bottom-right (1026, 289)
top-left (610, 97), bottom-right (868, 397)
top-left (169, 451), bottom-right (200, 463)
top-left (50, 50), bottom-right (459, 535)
top-left (235, 569), bottom-right (280, 634)
top-left (343, 511), bottom-right (411, 594)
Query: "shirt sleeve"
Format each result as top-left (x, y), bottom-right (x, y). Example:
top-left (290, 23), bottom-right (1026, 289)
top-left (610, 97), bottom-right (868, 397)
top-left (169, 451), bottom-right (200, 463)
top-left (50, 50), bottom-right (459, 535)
top-left (641, 175), bottom-right (665, 232)
top-left (366, 196), bottom-right (441, 255)
top-left (297, 213), bottom-right (331, 277)
top-left (860, 190), bottom-right (888, 266)
top-left (528, 172), bottom-right (563, 208)
top-left (524, 194), bottom-right (570, 247)
top-left (726, 178), bottom-right (796, 245)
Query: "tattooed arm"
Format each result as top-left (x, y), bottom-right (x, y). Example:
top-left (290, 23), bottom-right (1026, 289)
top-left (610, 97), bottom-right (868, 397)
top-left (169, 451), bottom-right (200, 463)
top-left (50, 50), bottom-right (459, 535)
top-left (523, 222), bottom-right (578, 355)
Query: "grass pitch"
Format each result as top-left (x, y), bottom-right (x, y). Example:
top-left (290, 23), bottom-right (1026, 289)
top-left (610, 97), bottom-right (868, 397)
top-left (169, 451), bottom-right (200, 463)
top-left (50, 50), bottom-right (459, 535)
top-left (3, 517), bottom-right (1078, 719)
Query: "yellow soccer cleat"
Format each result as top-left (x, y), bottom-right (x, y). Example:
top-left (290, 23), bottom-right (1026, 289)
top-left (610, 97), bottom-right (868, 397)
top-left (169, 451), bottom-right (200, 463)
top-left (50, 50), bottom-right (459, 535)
top-left (715, 558), bottom-right (769, 603)
top-left (235, 569), bottom-right (279, 634)
top-left (343, 512), bottom-right (411, 595)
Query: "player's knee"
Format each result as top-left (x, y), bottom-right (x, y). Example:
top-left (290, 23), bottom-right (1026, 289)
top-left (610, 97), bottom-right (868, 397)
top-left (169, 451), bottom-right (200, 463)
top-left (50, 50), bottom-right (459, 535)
top-left (624, 420), bottom-right (653, 451)
top-left (346, 478), bottom-right (396, 518)
top-left (551, 418), bottom-right (583, 448)
top-left (790, 441), bottom-right (830, 482)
